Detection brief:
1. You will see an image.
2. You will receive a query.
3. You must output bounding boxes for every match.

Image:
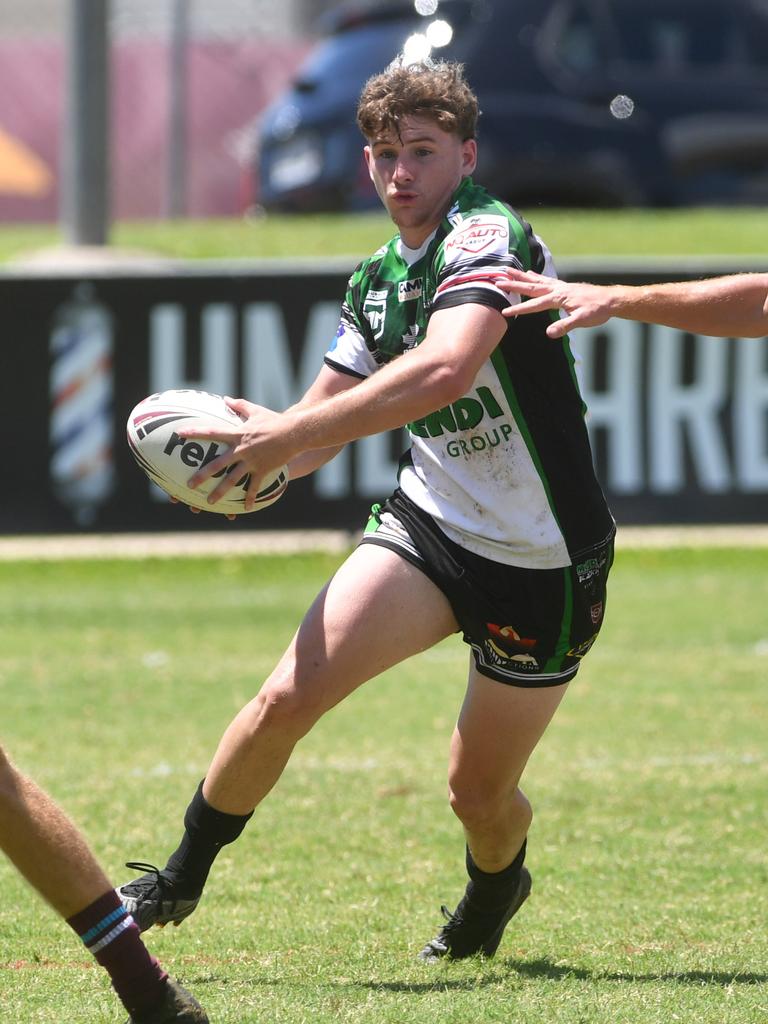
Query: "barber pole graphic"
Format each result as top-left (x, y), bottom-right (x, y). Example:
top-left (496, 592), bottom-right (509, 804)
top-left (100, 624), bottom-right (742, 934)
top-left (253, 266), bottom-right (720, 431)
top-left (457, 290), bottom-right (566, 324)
top-left (49, 285), bottom-right (115, 525)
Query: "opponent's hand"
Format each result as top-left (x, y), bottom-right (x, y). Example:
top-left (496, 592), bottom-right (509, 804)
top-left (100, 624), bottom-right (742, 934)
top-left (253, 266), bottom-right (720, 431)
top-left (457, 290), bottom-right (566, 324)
top-left (498, 269), bottom-right (612, 339)
top-left (177, 396), bottom-right (297, 512)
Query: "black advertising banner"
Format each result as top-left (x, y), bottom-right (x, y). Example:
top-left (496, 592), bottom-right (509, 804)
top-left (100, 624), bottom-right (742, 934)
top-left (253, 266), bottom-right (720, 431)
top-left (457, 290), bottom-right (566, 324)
top-left (2, 260), bottom-right (767, 534)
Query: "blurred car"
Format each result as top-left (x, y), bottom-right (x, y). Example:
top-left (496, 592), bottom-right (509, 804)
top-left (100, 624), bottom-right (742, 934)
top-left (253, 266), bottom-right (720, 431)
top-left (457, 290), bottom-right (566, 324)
top-left (256, 0), bottom-right (768, 211)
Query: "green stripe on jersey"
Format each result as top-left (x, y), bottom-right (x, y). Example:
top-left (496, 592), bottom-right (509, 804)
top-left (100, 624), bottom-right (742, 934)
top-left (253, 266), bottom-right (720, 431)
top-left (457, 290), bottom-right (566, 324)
top-left (489, 347), bottom-right (564, 535)
top-left (559, 329), bottom-right (588, 417)
top-left (544, 568), bottom-right (574, 674)
top-left (501, 204), bottom-right (532, 270)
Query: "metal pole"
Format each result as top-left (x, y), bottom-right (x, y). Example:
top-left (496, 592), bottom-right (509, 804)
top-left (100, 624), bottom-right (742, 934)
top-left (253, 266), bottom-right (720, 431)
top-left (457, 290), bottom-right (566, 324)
top-left (166, 0), bottom-right (188, 218)
top-left (62, 0), bottom-right (110, 246)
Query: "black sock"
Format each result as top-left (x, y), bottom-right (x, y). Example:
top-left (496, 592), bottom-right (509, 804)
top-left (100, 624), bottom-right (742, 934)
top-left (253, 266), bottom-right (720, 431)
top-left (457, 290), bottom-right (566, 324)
top-left (464, 840), bottom-right (527, 912)
top-left (163, 780), bottom-right (253, 897)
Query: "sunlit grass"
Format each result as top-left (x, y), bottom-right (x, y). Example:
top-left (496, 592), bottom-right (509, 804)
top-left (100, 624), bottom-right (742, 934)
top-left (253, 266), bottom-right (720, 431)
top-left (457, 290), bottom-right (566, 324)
top-left (1, 547), bottom-right (766, 1022)
top-left (2, 207), bottom-right (768, 266)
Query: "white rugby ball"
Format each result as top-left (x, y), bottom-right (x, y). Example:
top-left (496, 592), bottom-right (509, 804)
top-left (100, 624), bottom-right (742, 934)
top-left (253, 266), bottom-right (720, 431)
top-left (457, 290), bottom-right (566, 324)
top-left (126, 389), bottom-right (289, 515)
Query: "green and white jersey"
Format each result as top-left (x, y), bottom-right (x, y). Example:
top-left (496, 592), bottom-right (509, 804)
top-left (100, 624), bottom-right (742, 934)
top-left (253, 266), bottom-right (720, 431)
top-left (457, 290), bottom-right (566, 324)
top-left (324, 177), bottom-right (614, 569)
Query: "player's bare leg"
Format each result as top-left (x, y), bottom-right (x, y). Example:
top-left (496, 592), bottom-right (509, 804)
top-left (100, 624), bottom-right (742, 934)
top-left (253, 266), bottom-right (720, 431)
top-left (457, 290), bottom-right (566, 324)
top-left (0, 746), bottom-right (115, 916)
top-left (203, 543), bottom-right (458, 813)
top-left (0, 747), bottom-right (208, 1022)
top-left (119, 544), bottom-right (459, 929)
top-left (419, 667), bottom-right (568, 960)
top-left (449, 668), bottom-right (568, 871)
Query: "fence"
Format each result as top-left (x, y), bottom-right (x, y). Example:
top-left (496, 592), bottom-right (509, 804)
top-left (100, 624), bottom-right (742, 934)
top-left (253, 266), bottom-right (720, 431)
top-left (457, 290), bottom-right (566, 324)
top-left (0, 0), bottom-right (334, 224)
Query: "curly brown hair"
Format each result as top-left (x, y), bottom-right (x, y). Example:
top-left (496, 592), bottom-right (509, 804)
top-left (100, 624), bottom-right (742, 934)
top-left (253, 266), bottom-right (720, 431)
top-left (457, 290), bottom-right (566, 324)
top-left (356, 61), bottom-right (479, 142)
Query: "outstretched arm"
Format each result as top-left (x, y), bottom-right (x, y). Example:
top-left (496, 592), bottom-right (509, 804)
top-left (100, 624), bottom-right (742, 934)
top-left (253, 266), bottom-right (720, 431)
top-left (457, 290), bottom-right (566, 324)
top-left (180, 302), bottom-right (507, 509)
top-left (264, 364), bottom-right (359, 481)
top-left (498, 269), bottom-right (768, 340)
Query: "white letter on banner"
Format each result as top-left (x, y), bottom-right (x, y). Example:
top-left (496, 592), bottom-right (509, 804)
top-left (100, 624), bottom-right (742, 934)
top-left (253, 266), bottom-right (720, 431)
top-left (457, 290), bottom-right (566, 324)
top-left (149, 305), bottom-right (183, 391)
top-left (733, 337), bottom-right (768, 490)
top-left (576, 321), bottom-right (643, 493)
top-left (242, 303), bottom-right (298, 411)
top-left (243, 301), bottom-right (344, 404)
top-left (149, 303), bottom-right (235, 396)
top-left (301, 302), bottom-right (352, 498)
top-left (648, 328), bottom-right (730, 492)
top-left (356, 433), bottom-right (409, 497)
top-left (242, 301), bottom-right (352, 497)
top-left (201, 305), bottom-right (236, 396)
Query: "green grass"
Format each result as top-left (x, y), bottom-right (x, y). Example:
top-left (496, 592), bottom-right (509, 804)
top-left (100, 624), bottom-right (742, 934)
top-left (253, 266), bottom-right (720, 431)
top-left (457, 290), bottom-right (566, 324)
top-left (3, 207), bottom-right (768, 264)
top-left (1, 546), bottom-right (767, 1022)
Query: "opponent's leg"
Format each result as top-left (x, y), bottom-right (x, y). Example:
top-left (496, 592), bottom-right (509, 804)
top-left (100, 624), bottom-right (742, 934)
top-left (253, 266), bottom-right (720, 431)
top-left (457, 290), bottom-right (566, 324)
top-left (420, 667), bottom-right (568, 960)
top-left (120, 544), bottom-right (458, 930)
top-left (0, 747), bottom-right (207, 1022)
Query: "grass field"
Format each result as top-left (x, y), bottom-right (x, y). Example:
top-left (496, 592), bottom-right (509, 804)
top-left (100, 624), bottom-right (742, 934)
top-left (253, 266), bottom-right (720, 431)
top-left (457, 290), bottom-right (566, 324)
top-left (1, 545), bottom-right (766, 1023)
top-left (3, 207), bottom-right (768, 264)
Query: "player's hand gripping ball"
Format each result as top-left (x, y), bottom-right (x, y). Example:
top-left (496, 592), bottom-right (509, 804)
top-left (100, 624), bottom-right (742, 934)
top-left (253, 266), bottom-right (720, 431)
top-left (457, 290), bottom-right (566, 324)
top-left (126, 389), bottom-right (289, 515)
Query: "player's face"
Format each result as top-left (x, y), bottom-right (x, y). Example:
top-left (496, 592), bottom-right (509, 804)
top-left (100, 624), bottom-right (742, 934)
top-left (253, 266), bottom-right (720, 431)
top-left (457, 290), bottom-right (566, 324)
top-left (364, 115), bottom-right (477, 248)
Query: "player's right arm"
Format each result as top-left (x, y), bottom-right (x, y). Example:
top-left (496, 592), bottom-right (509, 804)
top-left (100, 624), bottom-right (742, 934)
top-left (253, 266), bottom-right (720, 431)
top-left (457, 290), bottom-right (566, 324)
top-left (497, 268), bottom-right (768, 340)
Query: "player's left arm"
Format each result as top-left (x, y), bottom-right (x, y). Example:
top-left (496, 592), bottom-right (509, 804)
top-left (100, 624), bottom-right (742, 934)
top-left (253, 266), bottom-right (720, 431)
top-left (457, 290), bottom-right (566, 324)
top-left (184, 303), bottom-right (506, 509)
top-left (280, 364), bottom-right (361, 479)
top-left (213, 365), bottom-right (361, 483)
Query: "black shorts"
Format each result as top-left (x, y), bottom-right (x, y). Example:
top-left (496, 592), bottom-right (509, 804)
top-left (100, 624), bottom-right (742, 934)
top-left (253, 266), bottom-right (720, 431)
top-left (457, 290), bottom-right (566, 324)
top-left (360, 488), bottom-right (615, 687)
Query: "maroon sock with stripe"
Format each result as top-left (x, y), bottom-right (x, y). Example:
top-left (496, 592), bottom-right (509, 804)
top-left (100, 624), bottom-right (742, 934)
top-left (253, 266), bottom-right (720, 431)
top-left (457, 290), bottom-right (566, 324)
top-left (66, 889), bottom-right (168, 1016)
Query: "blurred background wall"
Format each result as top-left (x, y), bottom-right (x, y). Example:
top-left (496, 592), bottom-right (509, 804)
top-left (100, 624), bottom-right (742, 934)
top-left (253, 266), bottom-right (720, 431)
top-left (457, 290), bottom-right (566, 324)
top-left (0, 0), bottom-right (341, 223)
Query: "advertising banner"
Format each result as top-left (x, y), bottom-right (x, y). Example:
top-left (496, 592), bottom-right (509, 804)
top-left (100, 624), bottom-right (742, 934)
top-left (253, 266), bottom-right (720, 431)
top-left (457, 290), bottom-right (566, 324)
top-left (2, 261), bottom-right (767, 533)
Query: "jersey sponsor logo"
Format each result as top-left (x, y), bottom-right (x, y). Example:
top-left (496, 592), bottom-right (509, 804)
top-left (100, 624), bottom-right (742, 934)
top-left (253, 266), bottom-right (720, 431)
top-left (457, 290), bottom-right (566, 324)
top-left (408, 386), bottom-right (515, 458)
top-left (481, 640), bottom-right (540, 672)
top-left (363, 294), bottom-right (387, 341)
top-left (398, 278), bottom-right (422, 302)
top-left (567, 634), bottom-right (598, 659)
top-left (446, 427), bottom-right (513, 457)
top-left (483, 622), bottom-right (540, 672)
top-left (590, 602), bottom-right (603, 624)
top-left (507, 653), bottom-right (539, 669)
top-left (408, 386), bottom-right (506, 438)
top-left (487, 623), bottom-right (537, 650)
top-left (444, 215), bottom-right (509, 256)
top-left (575, 556), bottom-right (600, 583)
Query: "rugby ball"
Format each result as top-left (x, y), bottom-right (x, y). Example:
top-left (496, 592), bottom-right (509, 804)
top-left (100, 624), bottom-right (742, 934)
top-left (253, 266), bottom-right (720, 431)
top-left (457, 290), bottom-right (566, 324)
top-left (126, 389), bottom-right (289, 515)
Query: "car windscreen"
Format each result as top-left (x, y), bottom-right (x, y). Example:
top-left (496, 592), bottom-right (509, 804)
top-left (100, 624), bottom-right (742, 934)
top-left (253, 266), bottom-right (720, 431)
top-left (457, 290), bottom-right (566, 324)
top-left (295, 20), bottom-right (423, 88)
top-left (611, 1), bottom-right (767, 72)
top-left (294, 2), bottom-right (478, 90)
